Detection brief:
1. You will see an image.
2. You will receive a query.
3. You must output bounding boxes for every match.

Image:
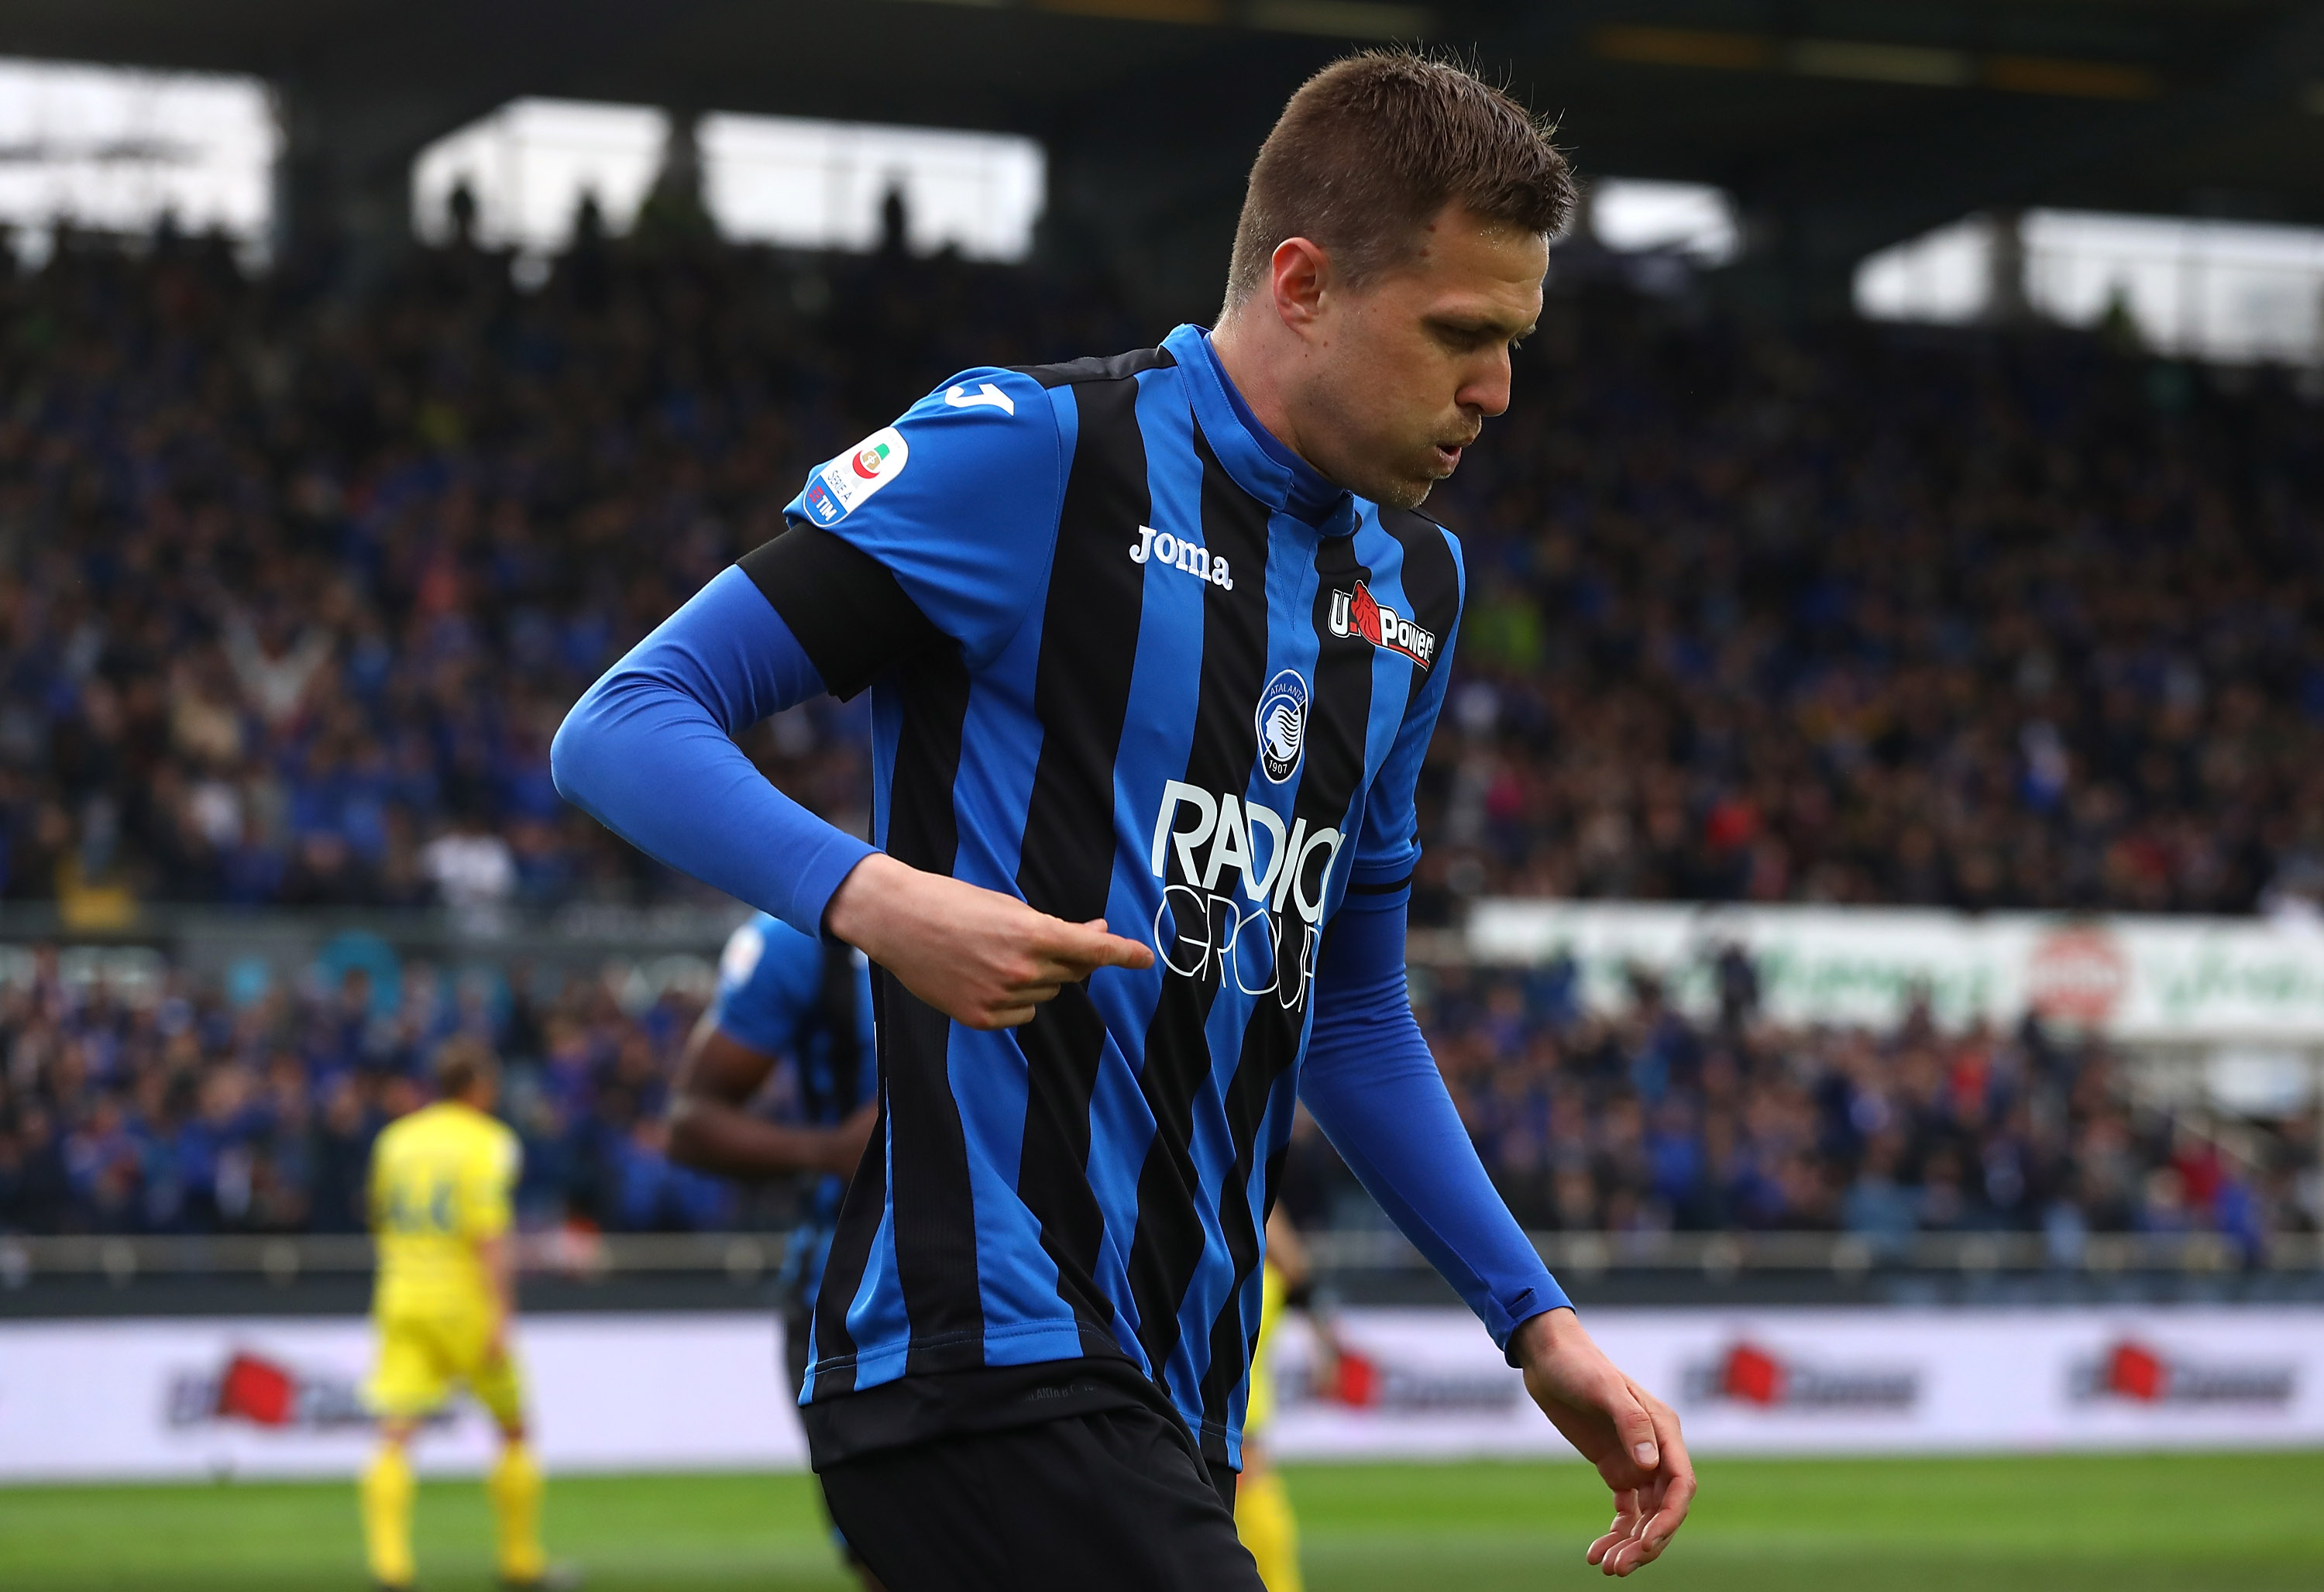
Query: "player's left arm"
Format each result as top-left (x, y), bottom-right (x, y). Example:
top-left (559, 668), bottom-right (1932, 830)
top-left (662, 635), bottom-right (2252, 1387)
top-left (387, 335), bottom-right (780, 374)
top-left (1297, 546), bottom-right (1693, 1576)
top-left (1300, 888), bottom-right (1695, 1575)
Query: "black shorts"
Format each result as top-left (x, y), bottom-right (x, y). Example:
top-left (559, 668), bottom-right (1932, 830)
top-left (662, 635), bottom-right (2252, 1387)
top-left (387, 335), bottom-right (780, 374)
top-left (820, 1403), bottom-right (1263, 1592)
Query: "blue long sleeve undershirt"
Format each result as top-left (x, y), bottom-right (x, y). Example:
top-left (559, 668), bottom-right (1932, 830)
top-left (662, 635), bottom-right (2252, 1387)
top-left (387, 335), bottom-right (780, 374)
top-left (1302, 885), bottom-right (1572, 1359)
top-left (550, 566), bottom-right (874, 937)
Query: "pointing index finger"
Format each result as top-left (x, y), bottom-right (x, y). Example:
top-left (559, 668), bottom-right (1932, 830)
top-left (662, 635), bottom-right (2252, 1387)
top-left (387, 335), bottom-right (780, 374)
top-left (1029, 916), bottom-right (1155, 975)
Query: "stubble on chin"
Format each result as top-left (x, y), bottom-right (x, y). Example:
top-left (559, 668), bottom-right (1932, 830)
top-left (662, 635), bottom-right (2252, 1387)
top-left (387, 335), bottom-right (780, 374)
top-left (1368, 467), bottom-right (1439, 513)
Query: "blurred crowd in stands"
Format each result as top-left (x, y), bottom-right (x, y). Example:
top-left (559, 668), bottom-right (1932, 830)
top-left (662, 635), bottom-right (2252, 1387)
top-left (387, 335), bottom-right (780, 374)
top-left (0, 939), bottom-right (2312, 1254)
top-left (1, 218), bottom-right (2321, 924)
top-left (2, 219), bottom-right (2322, 1246)
top-left (1356, 953), bottom-right (2318, 1260)
top-left (0, 946), bottom-right (741, 1236)
top-left (0, 215), bottom-right (1136, 924)
top-left (1419, 288), bottom-right (2324, 922)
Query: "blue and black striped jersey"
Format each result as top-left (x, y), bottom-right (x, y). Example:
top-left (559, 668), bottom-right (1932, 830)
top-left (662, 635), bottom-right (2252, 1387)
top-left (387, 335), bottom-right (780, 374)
top-left (741, 324), bottom-right (1465, 1465)
top-left (710, 913), bottom-right (877, 1297)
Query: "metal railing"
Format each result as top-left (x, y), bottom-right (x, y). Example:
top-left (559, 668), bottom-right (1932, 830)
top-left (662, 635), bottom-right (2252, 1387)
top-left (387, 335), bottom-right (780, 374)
top-left (3, 1228), bottom-right (2313, 1290)
top-left (0, 1231), bottom-right (792, 1289)
top-left (1309, 1226), bottom-right (2318, 1277)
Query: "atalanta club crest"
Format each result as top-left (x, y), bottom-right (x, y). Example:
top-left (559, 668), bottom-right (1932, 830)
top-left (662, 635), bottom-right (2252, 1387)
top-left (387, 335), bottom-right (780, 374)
top-left (1256, 669), bottom-right (1308, 783)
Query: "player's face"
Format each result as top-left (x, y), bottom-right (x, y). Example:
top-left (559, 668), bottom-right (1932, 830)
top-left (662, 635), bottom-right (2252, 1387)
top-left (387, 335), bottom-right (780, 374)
top-left (1308, 208), bottom-right (1545, 511)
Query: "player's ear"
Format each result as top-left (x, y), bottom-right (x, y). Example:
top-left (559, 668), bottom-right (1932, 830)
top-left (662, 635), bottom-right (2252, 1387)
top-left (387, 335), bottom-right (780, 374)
top-left (1269, 236), bottom-right (1332, 330)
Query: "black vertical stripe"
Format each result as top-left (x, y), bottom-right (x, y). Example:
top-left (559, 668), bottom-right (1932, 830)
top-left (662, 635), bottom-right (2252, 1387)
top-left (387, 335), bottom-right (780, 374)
top-left (875, 646), bottom-right (985, 1374)
top-left (809, 1003), bottom-right (885, 1397)
top-left (813, 936), bottom-right (868, 1119)
top-left (1194, 528), bottom-right (1381, 1439)
top-left (1122, 428), bottom-right (1276, 1389)
top-left (1012, 368), bottom-right (1154, 1346)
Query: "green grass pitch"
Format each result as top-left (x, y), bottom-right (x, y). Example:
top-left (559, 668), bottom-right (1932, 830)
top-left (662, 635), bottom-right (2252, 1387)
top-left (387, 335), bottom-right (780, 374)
top-left (3, 1452), bottom-right (2320, 1590)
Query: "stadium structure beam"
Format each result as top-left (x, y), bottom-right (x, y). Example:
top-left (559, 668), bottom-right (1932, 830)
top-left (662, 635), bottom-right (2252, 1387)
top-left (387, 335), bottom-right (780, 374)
top-left (1034, 45), bottom-right (1332, 319)
top-left (7, 0), bottom-right (2324, 313)
top-left (271, 78), bottom-right (495, 276)
top-left (1707, 2), bottom-right (2324, 316)
top-left (267, 2), bottom-right (753, 276)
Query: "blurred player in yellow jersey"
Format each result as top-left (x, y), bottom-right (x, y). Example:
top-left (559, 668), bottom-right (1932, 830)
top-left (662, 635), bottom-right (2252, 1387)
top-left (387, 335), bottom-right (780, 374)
top-left (1239, 1209), bottom-right (1333, 1592)
top-left (361, 1039), bottom-right (569, 1590)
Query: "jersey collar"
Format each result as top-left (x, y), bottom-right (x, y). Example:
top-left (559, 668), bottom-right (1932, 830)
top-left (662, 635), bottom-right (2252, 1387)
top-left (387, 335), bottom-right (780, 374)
top-left (1165, 323), bottom-right (1355, 533)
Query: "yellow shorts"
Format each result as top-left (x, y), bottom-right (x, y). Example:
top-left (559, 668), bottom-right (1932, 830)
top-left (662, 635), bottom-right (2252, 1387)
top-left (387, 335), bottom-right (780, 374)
top-left (365, 1308), bottom-right (525, 1426)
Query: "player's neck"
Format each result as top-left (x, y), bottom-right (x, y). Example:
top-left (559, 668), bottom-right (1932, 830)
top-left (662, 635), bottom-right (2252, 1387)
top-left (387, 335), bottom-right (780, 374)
top-left (1207, 315), bottom-right (1325, 482)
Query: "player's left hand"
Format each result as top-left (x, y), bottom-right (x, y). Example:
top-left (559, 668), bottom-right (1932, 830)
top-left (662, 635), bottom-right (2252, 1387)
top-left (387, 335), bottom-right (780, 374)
top-left (1513, 1307), bottom-right (1695, 1576)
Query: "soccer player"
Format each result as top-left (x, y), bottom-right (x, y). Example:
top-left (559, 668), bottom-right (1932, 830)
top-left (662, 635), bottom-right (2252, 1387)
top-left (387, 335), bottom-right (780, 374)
top-left (665, 909), bottom-right (880, 1583)
top-left (554, 49), bottom-right (1694, 1588)
top-left (361, 1039), bottom-right (562, 1590)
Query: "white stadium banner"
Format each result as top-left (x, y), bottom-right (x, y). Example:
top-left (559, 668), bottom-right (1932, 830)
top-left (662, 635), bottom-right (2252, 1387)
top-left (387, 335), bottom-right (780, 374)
top-left (2, 1306), bottom-right (2319, 1480)
top-left (1464, 899), bottom-right (2324, 1046)
top-left (0, 1312), bottom-right (807, 1483)
top-left (1266, 1306), bottom-right (2324, 1460)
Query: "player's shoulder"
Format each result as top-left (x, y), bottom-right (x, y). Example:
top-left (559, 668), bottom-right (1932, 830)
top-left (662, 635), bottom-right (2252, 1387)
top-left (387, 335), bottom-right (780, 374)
top-left (718, 910), bottom-right (821, 995)
top-left (1007, 344), bottom-right (1175, 391)
top-left (441, 1105), bottom-right (520, 1172)
top-left (717, 912), bottom-right (776, 992)
top-left (1366, 501), bottom-right (1466, 635)
top-left (374, 1105), bottom-right (428, 1154)
top-left (397, 1100), bottom-right (507, 1153)
top-left (798, 365), bottom-right (1061, 536)
top-left (481, 1115), bottom-right (521, 1174)
top-left (899, 363), bottom-right (1057, 428)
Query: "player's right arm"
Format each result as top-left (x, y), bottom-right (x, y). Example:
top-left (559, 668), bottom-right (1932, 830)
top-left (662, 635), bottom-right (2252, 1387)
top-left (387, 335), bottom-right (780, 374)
top-left (551, 370), bottom-right (1149, 1028)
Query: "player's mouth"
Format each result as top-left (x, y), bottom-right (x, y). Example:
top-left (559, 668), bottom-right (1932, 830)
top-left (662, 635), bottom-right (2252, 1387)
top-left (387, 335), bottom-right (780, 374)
top-left (1431, 440), bottom-right (1469, 473)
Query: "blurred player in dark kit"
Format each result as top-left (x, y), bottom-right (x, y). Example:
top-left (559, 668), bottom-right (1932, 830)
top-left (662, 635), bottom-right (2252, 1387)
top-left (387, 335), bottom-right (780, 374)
top-left (668, 909), bottom-right (880, 1587)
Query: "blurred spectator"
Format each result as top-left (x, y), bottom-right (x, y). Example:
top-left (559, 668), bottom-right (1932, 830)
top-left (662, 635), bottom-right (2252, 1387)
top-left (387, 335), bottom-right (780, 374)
top-left (0, 940), bottom-right (2309, 1250)
top-left (0, 222), bottom-right (1134, 916)
top-left (0, 225), bottom-right (2317, 917)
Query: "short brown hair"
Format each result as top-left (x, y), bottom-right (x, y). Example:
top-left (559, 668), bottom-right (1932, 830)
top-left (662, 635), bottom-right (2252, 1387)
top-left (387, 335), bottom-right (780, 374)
top-left (434, 1037), bottom-right (498, 1101)
top-left (1226, 51), bottom-right (1575, 308)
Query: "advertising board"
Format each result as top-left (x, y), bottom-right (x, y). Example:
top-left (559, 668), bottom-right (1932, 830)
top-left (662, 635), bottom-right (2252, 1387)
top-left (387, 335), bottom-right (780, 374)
top-left (2, 1306), bottom-right (2316, 1480)
top-left (1266, 1305), bottom-right (2324, 1460)
top-left (1466, 899), bottom-right (2324, 1047)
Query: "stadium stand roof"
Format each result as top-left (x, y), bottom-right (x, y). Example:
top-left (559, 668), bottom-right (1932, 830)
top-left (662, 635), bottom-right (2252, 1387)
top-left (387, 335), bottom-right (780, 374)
top-left (5, 0), bottom-right (2324, 311)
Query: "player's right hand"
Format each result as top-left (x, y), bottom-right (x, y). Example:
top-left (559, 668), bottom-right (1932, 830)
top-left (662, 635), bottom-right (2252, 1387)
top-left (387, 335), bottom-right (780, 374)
top-left (825, 853), bottom-right (1154, 1030)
